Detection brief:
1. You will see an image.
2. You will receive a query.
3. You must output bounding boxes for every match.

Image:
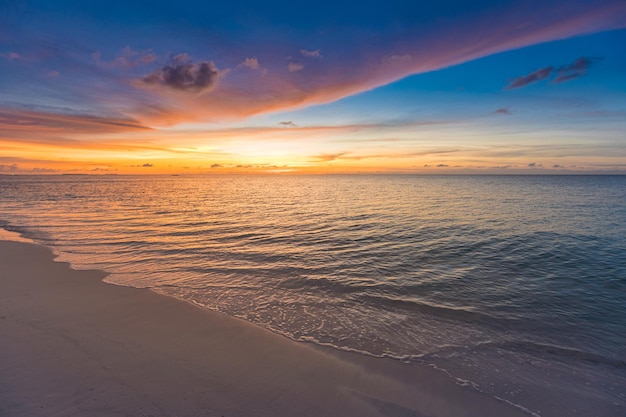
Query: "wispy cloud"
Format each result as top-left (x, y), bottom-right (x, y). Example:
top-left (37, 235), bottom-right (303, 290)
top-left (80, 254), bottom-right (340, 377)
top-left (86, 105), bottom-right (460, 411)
top-left (506, 67), bottom-right (554, 89)
top-left (0, 107), bottom-right (150, 134)
top-left (506, 56), bottom-right (604, 89)
top-left (288, 62), bottom-right (304, 72)
top-left (310, 152), bottom-right (349, 162)
top-left (238, 57), bottom-right (260, 70)
top-left (300, 49), bottom-right (321, 58)
top-left (278, 121), bottom-right (298, 127)
top-left (554, 56), bottom-right (602, 83)
top-left (92, 46), bottom-right (156, 69)
top-left (493, 107), bottom-right (512, 115)
top-left (0, 52), bottom-right (23, 62)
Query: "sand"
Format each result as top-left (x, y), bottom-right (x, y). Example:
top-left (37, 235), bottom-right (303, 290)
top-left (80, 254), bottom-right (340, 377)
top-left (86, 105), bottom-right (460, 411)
top-left (0, 240), bottom-right (529, 417)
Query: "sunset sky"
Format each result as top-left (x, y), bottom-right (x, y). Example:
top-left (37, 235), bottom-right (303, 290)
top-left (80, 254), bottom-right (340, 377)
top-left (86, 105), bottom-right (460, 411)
top-left (1, 0), bottom-right (625, 174)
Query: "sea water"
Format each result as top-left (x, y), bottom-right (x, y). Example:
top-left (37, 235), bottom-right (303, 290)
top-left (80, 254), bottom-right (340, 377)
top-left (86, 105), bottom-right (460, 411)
top-left (1, 174), bottom-right (624, 416)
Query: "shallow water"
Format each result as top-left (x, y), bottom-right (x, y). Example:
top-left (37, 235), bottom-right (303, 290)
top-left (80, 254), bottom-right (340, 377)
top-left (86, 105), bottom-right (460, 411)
top-left (1, 174), bottom-right (625, 416)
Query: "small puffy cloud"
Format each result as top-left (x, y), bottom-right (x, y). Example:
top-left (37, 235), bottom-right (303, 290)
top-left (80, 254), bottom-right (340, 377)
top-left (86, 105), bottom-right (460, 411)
top-left (494, 107), bottom-right (512, 115)
top-left (506, 66), bottom-right (553, 89)
top-left (436, 164), bottom-right (449, 167)
top-left (528, 162), bottom-right (543, 167)
top-left (278, 121), bottom-right (297, 127)
top-left (142, 163), bottom-right (153, 167)
top-left (211, 163), bottom-right (223, 168)
top-left (553, 164), bottom-right (564, 168)
top-left (140, 54), bottom-right (220, 94)
top-left (239, 57), bottom-right (259, 70)
top-left (288, 62), bottom-right (304, 72)
top-left (47, 70), bottom-right (60, 78)
top-left (554, 57), bottom-right (602, 84)
top-left (300, 49), bottom-right (321, 58)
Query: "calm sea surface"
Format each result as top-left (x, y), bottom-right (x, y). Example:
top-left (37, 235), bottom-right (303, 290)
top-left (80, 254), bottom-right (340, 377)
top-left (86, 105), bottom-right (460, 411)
top-left (1, 174), bottom-right (625, 416)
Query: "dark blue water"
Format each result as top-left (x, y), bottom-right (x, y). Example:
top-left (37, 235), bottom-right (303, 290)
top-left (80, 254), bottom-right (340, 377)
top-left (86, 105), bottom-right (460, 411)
top-left (1, 174), bottom-right (624, 416)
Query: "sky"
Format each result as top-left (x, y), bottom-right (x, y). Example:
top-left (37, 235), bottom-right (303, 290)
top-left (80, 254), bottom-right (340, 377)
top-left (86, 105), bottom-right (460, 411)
top-left (1, 0), bottom-right (625, 174)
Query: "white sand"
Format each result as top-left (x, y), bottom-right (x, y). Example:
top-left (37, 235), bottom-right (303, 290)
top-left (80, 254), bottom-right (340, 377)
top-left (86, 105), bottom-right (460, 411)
top-left (0, 240), bottom-right (529, 417)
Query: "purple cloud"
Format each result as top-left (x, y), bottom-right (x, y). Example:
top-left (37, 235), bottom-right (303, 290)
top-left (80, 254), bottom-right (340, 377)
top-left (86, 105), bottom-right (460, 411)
top-left (507, 66), bottom-right (554, 89)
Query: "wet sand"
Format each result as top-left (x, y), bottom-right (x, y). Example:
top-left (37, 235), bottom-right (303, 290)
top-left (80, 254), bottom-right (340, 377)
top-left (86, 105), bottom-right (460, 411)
top-left (0, 239), bottom-right (529, 417)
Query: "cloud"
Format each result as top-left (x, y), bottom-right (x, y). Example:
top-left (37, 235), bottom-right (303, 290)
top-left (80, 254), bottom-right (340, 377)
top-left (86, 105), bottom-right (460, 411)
top-left (140, 54), bottom-right (220, 94)
top-left (0, 52), bottom-right (23, 62)
top-left (506, 56), bottom-right (603, 89)
top-left (288, 62), bottom-right (304, 72)
top-left (211, 163), bottom-right (223, 168)
top-left (238, 57), bottom-right (260, 70)
top-left (142, 163), bottom-right (153, 167)
top-left (278, 121), bottom-right (297, 127)
top-left (0, 164), bottom-right (18, 172)
top-left (436, 164), bottom-right (449, 167)
top-left (311, 152), bottom-right (349, 162)
top-left (93, 46), bottom-right (156, 69)
top-left (554, 56), bottom-right (602, 83)
top-left (506, 66), bottom-right (553, 89)
top-left (528, 162), bottom-right (543, 167)
top-left (553, 164), bottom-right (564, 168)
top-left (494, 107), bottom-right (512, 115)
top-left (0, 107), bottom-right (150, 135)
top-left (300, 49), bottom-right (321, 58)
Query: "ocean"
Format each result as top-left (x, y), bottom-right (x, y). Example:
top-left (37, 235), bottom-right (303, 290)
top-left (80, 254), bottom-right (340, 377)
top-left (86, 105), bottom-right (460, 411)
top-left (1, 174), bottom-right (624, 416)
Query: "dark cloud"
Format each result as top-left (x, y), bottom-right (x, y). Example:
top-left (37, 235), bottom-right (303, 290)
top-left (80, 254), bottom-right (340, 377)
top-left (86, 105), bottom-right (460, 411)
top-left (528, 162), bottom-right (543, 167)
top-left (553, 164), bottom-right (564, 168)
top-left (278, 121), bottom-right (298, 127)
top-left (554, 57), bottom-right (602, 83)
top-left (506, 66), bottom-right (553, 89)
top-left (494, 107), bottom-right (512, 115)
top-left (211, 163), bottom-right (223, 168)
top-left (141, 54), bottom-right (219, 94)
top-left (142, 163), bottom-right (153, 167)
top-left (436, 164), bottom-right (449, 167)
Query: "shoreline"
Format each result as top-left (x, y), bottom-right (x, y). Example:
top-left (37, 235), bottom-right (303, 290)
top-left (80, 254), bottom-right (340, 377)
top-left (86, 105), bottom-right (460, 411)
top-left (0, 239), bottom-right (530, 417)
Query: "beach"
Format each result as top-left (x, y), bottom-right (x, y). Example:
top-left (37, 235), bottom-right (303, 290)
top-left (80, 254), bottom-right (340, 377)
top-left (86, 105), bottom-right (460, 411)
top-left (0, 239), bottom-right (532, 417)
